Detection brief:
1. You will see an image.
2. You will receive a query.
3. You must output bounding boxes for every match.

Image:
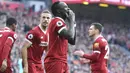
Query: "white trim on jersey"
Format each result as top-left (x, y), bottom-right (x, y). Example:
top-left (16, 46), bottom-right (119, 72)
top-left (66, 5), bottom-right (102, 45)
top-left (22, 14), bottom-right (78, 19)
top-left (94, 51), bottom-right (101, 54)
top-left (47, 34), bottom-right (49, 45)
top-left (58, 26), bottom-right (66, 34)
top-left (39, 41), bottom-right (48, 46)
top-left (5, 27), bottom-right (10, 29)
top-left (25, 38), bottom-right (32, 44)
top-left (8, 37), bottom-right (14, 43)
top-left (38, 25), bottom-right (47, 34)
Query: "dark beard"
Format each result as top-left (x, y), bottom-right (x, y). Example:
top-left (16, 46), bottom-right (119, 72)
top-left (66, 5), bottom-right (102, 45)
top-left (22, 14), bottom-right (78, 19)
top-left (61, 12), bottom-right (67, 20)
top-left (89, 34), bottom-right (94, 38)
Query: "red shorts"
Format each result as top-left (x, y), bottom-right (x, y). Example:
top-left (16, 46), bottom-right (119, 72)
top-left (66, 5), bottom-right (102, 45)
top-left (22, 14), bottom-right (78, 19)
top-left (0, 67), bottom-right (12, 73)
top-left (44, 61), bottom-right (69, 73)
top-left (28, 63), bottom-right (44, 73)
top-left (92, 69), bottom-right (108, 73)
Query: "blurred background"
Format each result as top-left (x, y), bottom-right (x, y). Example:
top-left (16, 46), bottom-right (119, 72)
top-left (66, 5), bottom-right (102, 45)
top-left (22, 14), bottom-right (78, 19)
top-left (0, 0), bottom-right (130, 73)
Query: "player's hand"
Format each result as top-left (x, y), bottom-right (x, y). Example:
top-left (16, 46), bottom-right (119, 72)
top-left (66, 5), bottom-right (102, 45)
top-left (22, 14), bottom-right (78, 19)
top-left (80, 58), bottom-right (90, 64)
top-left (23, 66), bottom-right (28, 73)
top-left (0, 59), bottom-right (7, 72)
top-left (67, 9), bottom-right (75, 23)
top-left (73, 50), bottom-right (85, 57)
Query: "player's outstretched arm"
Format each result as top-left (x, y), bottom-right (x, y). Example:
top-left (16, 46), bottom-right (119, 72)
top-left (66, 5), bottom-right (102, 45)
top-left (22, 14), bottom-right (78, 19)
top-left (21, 40), bottom-right (31, 73)
top-left (59, 10), bottom-right (76, 45)
top-left (67, 27), bottom-right (76, 45)
top-left (74, 50), bottom-right (100, 61)
top-left (83, 53), bottom-right (100, 61)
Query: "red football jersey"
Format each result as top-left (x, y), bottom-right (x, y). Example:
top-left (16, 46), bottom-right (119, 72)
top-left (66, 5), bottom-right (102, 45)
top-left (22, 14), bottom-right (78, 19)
top-left (26, 25), bottom-right (48, 64)
top-left (44, 17), bottom-right (68, 63)
top-left (0, 27), bottom-right (17, 67)
top-left (86, 35), bottom-right (109, 71)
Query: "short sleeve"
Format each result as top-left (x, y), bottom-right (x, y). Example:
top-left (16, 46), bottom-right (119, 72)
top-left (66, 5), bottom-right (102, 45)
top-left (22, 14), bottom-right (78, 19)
top-left (55, 20), bottom-right (67, 34)
top-left (100, 38), bottom-right (108, 49)
top-left (25, 31), bottom-right (35, 44)
top-left (8, 32), bottom-right (17, 43)
top-left (93, 42), bottom-right (101, 54)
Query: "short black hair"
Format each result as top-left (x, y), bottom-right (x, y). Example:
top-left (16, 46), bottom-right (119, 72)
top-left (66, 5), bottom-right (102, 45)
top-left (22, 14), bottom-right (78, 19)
top-left (51, 1), bottom-right (60, 16)
top-left (91, 23), bottom-right (103, 33)
top-left (6, 17), bottom-right (17, 26)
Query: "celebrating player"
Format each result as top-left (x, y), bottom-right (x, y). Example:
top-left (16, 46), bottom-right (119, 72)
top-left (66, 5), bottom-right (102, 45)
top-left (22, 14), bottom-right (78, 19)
top-left (74, 23), bottom-right (109, 73)
top-left (21, 10), bottom-right (52, 73)
top-left (0, 18), bottom-right (17, 73)
top-left (44, 1), bottom-right (76, 73)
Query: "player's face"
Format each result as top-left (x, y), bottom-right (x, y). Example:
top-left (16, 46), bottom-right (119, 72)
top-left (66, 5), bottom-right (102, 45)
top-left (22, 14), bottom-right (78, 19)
top-left (58, 2), bottom-right (70, 18)
top-left (88, 25), bottom-right (96, 37)
top-left (12, 24), bottom-right (17, 31)
top-left (40, 13), bottom-right (52, 27)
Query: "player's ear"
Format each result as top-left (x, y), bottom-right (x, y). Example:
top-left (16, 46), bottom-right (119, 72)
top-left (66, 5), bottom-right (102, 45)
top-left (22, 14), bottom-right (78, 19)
top-left (96, 29), bottom-right (99, 33)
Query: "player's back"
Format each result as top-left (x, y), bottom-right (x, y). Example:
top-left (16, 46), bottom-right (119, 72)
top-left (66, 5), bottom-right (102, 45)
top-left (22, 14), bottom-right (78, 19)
top-left (26, 26), bottom-right (48, 64)
top-left (44, 17), bottom-right (68, 63)
top-left (91, 35), bottom-right (109, 70)
top-left (0, 27), bottom-right (14, 53)
top-left (0, 27), bottom-right (16, 67)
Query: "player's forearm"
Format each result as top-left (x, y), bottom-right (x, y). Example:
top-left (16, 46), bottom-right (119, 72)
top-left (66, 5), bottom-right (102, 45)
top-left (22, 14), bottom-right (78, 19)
top-left (65, 9), bottom-right (76, 40)
top-left (83, 53), bottom-right (100, 61)
top-left (21, 47), bottom-right (28, 68)
top-left (68, 28), bottom-right (76, 45)
top-left (59, 23), bottom-right (76, 42)
top-left (68, 21), bottom-right (76, 39)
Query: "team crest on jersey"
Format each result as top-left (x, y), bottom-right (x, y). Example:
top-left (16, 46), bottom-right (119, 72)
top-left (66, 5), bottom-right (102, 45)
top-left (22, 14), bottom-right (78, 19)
top-left (56, 21), bottom-right (63, 26)
top-left (28, 34), bottom-right (33, 39)
top-left (94, 43), bottom-right (99, 48)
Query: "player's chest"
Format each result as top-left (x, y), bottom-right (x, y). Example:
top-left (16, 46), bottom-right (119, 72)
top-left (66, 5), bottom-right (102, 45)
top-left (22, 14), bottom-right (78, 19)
top-left (35, 33), bottom-right (48, 47)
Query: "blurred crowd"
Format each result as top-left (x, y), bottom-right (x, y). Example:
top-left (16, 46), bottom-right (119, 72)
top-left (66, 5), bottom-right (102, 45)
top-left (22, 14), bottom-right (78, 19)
top-left (0, 2), bottom-right (130, 73)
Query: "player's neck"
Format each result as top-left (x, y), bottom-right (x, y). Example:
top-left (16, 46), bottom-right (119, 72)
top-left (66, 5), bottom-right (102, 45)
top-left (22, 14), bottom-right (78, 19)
top-left (39, 24), bottom-right (47, 31)
top-left (56, 15), bottom-right (65, 20)
top-left (93, 34), bottom-right (101, 41)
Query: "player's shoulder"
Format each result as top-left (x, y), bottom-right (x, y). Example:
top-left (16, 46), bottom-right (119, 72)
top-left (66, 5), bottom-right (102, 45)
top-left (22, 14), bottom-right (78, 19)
top-left (52, 17), bottom-right (65, 23)
top-left (100, 37), bottom-right (107, 43)
top-left (10, 31), bottom-right (16, 35)
top-left (94, 37), bottom-right (107, 48)
top-left (7, 28), bottom-right (16, 35)
top-left (49, 17), bottom-right (65, 28)
top-left (32, 26), bottom-right (39, 31)
top-left (95, 36), bottom-right (108, 44)
top-left (55, 17), bottom-right (64, 21)
top-left (26, 26), bottom-right (40, 39)
top-left (9, 31), bottom-right (17, 40)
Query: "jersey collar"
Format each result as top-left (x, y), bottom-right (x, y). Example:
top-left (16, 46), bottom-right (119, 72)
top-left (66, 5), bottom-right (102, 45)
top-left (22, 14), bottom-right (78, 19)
top-left (94, 34), bottom-right (102, 42)
top-left (38, 25), bottom-right (47, 34)
top-left (4, 27), bottom-right (11, 30)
